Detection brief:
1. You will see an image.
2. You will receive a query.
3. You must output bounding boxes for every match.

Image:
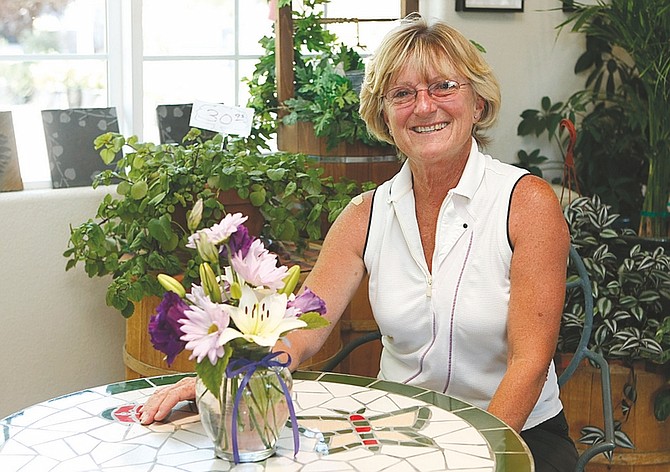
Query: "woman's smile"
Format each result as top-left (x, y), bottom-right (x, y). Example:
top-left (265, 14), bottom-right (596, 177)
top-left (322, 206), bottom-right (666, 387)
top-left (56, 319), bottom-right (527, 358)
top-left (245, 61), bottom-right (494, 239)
top-left (411, 121), bottom-right (449, 134)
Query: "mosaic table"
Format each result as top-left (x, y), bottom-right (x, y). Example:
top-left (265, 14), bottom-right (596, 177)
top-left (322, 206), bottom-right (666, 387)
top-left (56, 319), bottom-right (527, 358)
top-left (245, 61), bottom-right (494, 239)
top-left (0, 371), bottom-right (533, 471)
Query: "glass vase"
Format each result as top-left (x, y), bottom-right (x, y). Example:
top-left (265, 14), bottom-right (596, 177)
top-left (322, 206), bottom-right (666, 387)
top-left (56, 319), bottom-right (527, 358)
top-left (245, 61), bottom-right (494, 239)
top-left (195, 360), bottom-right (292, 463)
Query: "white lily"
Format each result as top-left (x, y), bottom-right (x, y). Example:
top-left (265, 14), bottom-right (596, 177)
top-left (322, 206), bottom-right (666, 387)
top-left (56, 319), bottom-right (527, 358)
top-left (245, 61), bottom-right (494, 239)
top-left (229, 284), bottom-right (307, 347)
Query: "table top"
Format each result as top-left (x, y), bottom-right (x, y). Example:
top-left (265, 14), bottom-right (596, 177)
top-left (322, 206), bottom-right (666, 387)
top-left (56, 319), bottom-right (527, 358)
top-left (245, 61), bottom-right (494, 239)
top-left (1, 371), bottom-right (533, 471)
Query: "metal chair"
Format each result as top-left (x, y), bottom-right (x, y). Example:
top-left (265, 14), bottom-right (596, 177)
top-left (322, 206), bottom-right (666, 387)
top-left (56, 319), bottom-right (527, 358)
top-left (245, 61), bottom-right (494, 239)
top-left (560, 245), bottom-right (616, 471)
top-left (323, 245), bottom-right (616, 472)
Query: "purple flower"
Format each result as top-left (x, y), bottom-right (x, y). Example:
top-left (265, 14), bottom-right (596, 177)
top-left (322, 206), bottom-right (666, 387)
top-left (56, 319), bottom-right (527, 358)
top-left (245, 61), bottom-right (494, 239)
top-left (148, 292), bottom-right (189, 365)
top-left (228, 224), bottom-right (254, 258)
top-left (287, 287), bottom-right (327, 316)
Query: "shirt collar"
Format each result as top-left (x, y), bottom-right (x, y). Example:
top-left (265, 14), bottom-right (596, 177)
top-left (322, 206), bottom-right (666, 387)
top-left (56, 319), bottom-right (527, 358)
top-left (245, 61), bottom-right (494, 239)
top-left (388, 138), bottom-right (485, 202)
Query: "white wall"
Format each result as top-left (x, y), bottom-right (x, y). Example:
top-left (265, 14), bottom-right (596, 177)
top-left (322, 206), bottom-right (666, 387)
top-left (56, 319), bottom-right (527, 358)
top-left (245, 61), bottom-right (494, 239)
top-left (0, 186), bottom-right (126, 418)
top-left (0, 0), bottom-right (586, 418)
top-left (422, 0), bottom-right (586, 180)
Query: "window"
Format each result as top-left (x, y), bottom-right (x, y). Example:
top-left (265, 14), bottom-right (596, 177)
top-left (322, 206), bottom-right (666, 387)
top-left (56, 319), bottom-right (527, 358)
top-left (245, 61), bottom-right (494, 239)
top-left (0, 0), bottom-right (107, 185)
top-left (0, 0), bottom-right (399, 187)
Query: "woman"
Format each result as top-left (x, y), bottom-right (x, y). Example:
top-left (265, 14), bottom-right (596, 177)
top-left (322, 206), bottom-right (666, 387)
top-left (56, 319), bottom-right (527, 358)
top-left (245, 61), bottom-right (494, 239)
top-left (141, 16), bottom-right (576, 472)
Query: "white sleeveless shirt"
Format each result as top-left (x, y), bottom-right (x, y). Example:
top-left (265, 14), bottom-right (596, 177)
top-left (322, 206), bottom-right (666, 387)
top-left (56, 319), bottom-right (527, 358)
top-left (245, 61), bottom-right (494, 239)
top-left (363, 140), bottom-right (563, 430)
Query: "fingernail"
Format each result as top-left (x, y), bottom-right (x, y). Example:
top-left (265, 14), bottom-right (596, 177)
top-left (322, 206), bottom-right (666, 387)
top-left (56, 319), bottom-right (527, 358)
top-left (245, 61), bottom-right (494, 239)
top-left (140, 413), bottom-right (148, 424)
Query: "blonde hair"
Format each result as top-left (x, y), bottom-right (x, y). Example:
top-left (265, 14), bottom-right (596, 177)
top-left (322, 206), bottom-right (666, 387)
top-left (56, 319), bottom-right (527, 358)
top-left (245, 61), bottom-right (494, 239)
top-left (359, 15), bottom-right (500, 148)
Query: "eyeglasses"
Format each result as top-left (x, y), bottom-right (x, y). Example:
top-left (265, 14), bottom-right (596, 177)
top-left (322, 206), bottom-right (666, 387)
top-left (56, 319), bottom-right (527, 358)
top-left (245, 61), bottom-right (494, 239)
top-left (383, 80), bottom-right (470, 106)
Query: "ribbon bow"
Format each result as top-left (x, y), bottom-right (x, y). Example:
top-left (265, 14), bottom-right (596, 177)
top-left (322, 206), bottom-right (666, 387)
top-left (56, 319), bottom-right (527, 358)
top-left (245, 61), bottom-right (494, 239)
top-left (225, 351), bottom-right (299, 464)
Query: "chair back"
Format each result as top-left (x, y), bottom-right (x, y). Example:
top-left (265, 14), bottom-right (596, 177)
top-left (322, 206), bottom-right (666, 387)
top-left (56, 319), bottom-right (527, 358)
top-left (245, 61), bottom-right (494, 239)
top-left (559, 246), bottom-right (616, 471)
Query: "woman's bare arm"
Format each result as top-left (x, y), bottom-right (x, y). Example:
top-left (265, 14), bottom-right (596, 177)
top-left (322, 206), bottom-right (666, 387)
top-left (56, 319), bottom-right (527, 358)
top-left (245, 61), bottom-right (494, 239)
top-left (487, 175), bottom-right (570, 432)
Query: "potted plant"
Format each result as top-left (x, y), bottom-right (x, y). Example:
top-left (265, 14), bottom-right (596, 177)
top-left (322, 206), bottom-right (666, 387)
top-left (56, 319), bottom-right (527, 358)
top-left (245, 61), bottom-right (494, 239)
top-left (561, 0), bottom-right (669, 239)
top-left (558, 195), bottom-right (670, 469)
top-left (517, 1), bottom-right (669, 238)
top-left (64, 129), bottom-right (361, 319)
top-left (245, 0), bottom-right (394, 156)
top-left (516, 94), bottom-right (647, 228)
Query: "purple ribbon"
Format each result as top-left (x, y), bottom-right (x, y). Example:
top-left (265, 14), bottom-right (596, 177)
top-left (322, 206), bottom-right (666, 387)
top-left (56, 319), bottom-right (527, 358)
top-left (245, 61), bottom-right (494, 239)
top-left (225, 351), bottom-right (299, 464)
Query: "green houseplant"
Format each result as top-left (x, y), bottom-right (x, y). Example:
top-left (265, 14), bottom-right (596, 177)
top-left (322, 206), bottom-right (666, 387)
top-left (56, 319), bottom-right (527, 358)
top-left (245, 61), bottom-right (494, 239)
top-left (560, 1), bottom-right (670, 239)
top-left (517, 94), bottom-right (647, 228)
top-left (518, 1), bottom-right (669, 237)
top-left (559, 195), bottom-right (670, 464)
top-left (63, 130), bottom-right (361, 318)
top-left (244, 0), bottom-right (389, 151)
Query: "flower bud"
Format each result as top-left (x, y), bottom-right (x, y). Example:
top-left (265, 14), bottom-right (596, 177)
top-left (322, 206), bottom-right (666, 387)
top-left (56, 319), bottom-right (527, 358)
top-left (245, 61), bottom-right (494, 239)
top-left (278, 264), bottom-right (301, 295)
top-left (157, 274), bottom-right (186, 298)
top-left (229, 281), bottom-right (242, 300)
top-left (195, 232), bottom-right (220, 264)
top-left (187, 198), bottom-right (204, 232)
top-left (199, 262), bottom-right (222, 303)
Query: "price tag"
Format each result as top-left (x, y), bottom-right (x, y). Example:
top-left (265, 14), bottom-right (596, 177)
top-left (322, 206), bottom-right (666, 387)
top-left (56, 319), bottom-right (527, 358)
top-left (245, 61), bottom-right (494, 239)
top-left (189, 101), bottom-right (254, 137)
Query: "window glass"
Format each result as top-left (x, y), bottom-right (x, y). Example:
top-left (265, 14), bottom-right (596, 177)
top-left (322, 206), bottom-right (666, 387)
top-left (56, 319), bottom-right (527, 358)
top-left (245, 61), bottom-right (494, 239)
top-left (143, 60), bottom-right (237, 144)
top-left (142, 0), bottom-right (236, 56)
top-left (0, 0), bottom-right (107, 185)
top-left (141, 0), bottom-right (273, 144)
top-left (324, 1), bottom-right (400, 58)
top-left (0, 0), bottom-right (106, 56)
top-left (1, 0), bottom-right (399, 185)
top-left (238, 1), bottom-right (274, 56)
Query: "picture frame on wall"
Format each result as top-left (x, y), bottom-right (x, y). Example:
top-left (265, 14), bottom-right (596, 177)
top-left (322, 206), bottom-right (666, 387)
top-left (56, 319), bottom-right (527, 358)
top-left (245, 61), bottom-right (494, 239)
top-left (456, 0), bottom-right (524, 12)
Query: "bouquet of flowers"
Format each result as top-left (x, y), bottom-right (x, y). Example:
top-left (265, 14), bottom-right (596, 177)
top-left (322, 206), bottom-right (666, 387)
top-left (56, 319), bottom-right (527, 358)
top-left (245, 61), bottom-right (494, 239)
top-left (147, 202), bottom-right (328, 462)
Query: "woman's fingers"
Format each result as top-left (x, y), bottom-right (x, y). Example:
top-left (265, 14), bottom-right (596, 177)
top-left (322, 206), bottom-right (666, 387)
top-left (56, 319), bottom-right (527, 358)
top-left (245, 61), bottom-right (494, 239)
top-left (140, 377), bottom-right (196, 424)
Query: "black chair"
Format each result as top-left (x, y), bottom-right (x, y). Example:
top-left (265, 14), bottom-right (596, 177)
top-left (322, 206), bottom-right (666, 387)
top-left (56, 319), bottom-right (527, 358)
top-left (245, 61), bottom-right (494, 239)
top-left (323, 245), bottom-right (616, 472)
top-left (41, 107), bottom-right (120, 188)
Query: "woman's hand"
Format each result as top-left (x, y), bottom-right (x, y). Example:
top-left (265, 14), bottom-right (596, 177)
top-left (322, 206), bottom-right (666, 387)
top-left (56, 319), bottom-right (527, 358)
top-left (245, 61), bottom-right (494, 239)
top-left (139, 377), bottom-right (196, 424)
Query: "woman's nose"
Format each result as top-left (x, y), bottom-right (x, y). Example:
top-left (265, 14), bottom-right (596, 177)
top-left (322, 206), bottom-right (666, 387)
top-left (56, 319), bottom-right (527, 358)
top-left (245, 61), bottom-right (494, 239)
top-left (413, 89), bottom-right (437, 113)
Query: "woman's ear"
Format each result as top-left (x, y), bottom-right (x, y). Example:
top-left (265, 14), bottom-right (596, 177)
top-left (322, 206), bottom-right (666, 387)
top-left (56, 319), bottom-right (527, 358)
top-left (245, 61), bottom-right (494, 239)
top-left (474, 96), bottom-right (485, 122)
top-left (382, 110), bottom-right (392, 135)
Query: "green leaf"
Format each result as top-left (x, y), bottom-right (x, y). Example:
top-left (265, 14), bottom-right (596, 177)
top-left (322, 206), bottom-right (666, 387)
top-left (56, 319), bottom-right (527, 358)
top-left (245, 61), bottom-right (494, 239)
top-left (614, 430), bottom-right (635, 450)
top-left (100, 148), bottom-right (117, 165)
top-left (595, 297), bottom-right (613, 317)
top-left (654, 389), bottom-right (670, 421)
top-left (296, 312), bottom-right (330, 330)
top-left (267, 168), bottom-right (287, 181)
top-left (147, 215), bottom-right (173, 244)
top-left (161, 232), bottom-right (179, 252)
top-left (117, 181), bottom-right (131, 196)
top-left (130, 181), bottom-right (148, 200)
top-left (195, 350), bottom-right (231, 400)
top-left (638, 290), bottom-right (660, 303)
top-left (249, 188), bottom-right (267, 206)
top-left (599, 229), bottom-right (618, 239)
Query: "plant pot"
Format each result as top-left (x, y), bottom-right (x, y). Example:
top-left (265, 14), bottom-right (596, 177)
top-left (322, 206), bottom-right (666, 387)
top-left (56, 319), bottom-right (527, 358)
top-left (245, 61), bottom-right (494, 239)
top-left (555, 353), bottom-right (670, 471)
top-left (277, 121), bottom-right (400, 186)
